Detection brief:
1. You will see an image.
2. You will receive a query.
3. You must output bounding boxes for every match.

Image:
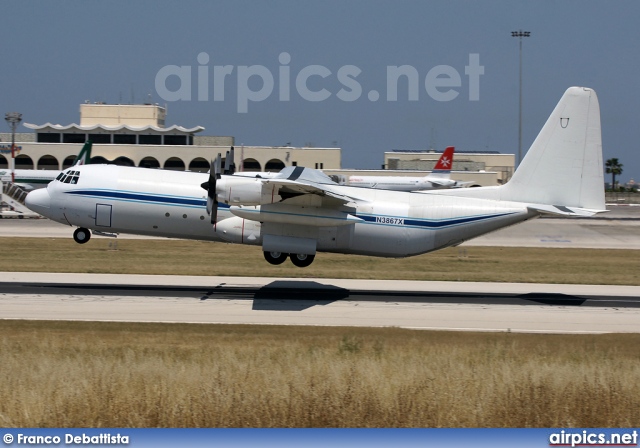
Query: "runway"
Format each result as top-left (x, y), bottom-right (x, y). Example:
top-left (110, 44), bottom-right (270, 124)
top-left (1, 272), bottom-right (639, 334)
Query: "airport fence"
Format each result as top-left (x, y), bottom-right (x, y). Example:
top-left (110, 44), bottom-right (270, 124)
top-left (606, 191), bottom-right (640, 205)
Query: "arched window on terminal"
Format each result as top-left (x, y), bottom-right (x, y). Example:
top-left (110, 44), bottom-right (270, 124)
top-left (164, 157), bottom-right (186, 171)
top-left (241, 158), bottom-right (261, 172)
top-left (15, 154), bottom-right (34, 169)
top-left (188, 158), bottom-right (210, 173)
top-left (139, 157), bottom-right (160, 169)
top-left (113, 156), bottom-right (135, 167)
top-left (37, 155), bottom-right (60, 170)
top-left (62, 155), bottom-right (78, 169)
top-left (265, 159), bottom-right (285, 172)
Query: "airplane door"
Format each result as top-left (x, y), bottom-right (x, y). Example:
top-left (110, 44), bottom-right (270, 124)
top-left (95, 204), bottom-right (112, 227)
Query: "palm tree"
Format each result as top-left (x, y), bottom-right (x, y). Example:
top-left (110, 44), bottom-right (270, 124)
top-left (605, 158), bottom-right (623, 190)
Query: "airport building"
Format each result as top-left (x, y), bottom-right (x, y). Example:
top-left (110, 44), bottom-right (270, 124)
top-left (386, 150), bottom-right (515, 185)
top-left (0, 103), bottom-right (341, 173)
top-left (326, 150), bottom-right (515, 187)
top-left (1, 103), bottom-right (515, 187)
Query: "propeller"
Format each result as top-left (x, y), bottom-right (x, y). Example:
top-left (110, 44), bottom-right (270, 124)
top-left (201, 153), bottom-right (222, 224)
top-left (223, 146), bottom-right (236, 175)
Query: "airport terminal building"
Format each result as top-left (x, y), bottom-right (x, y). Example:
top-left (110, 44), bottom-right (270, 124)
top-left (0, 103), bottom-right (341, 173)
top-left (1, 103), bottom-right (515, 187)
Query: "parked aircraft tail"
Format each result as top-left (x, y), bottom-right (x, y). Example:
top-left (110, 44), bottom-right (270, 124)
top-left (429, 146), bottom-right (455, 179)
top-left (72, 141), bottom-right (93, 166)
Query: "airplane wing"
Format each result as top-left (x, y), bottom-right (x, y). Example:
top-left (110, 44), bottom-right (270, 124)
top-left (264, 166), bottom-right (369, 206)
top-left (265, 178), bottom-right (365, 205)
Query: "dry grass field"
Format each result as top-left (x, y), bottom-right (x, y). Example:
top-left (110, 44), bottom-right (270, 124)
top-left (0, 320), bottom-right (639, 428)
top-left (0, 237), bottom-right (638, 284)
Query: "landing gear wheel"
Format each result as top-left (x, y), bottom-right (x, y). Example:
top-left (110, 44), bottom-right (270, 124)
top-left (290, 253), bottom-right (315, 268)
top-left (73, 227), bottom-right (91, 244)
top-left (263, 251), bottom-right (288, 265)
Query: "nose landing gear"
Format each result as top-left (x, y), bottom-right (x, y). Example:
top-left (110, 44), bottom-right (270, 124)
top-left (73, 227), bottom-right (91, 244)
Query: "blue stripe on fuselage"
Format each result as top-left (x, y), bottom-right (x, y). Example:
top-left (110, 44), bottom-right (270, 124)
top-left (64, 189), bottom-right (225, 209)
top-left (356, 212), bottom-right (516, 229)
top-left (63, 189), bottom-right (515, 228)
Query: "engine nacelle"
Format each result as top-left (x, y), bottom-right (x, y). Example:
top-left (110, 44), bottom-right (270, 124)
top-left (216, 177), bottom-right (279, 206)
top-left (214, 216), bottom-right (262, 245)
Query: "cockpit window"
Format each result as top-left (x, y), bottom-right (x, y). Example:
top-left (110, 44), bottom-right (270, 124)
top-left (59, 170), bottom-right (80, 184)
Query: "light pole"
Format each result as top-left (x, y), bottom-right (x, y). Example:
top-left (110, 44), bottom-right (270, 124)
top-left (511, 30), bottom-right (530, 167)
top-left (4, 112), bottom-right (23, 183)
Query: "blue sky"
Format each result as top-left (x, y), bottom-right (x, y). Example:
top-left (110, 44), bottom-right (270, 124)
top-left (2, 0), bottom-right (639, 182)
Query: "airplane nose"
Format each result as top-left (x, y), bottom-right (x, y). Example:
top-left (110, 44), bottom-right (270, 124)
top-left (25, 188), bottom-right (51, 215)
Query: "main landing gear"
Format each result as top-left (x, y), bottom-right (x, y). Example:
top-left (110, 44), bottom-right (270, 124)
top-left (263, 251), bottom-right (315, 268)
top-left (73, 227), bottom-right (91, 244)
top-left (263, 251), bottom-right (288, 265)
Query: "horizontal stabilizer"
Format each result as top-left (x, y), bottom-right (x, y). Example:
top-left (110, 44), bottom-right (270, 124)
top-left (527, 204), bottom-right (608, 217)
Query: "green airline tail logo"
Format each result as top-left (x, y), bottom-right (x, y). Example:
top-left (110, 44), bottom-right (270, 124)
top-left (73, 141), bottom-right (93, 166)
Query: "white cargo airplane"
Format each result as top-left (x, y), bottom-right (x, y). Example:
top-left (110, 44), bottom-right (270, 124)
top-left (25, 87), bottom-right (606, 268)
top-left (0, 141), bottom-right (93, 190)
top-left (346, 146), bottom-right (468, 190)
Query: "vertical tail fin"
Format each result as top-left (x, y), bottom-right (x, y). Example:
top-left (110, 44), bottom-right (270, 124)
top-left (501, 87), bottom-right (605, 211)
top-left (430, 146), bottom-right (454, 179)
top-left (432, 146), bottom-right (454, 172)
top-left (72, 141), bottom-right (93, 166)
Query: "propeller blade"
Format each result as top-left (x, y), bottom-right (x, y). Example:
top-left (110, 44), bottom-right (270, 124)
top-left (225, 146), bottom-right (236, 175)
top-left (223, 150), bottom-right (231, 175)
top-left (210, 197), bottom-right (218, 224)
top-left (214, 153), bottom-right (222, 180)
top-left (201, 157), bottom-right (220, 224)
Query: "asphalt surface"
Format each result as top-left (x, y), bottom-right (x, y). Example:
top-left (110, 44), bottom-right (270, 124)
top-left (1, 273), bottom-right (639, 333)
top-left (1, 279), bottom-right (639, 308)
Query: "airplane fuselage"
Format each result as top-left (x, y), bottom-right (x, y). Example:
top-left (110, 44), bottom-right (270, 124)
top-left (38, 164), bottom-right (534, 258)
